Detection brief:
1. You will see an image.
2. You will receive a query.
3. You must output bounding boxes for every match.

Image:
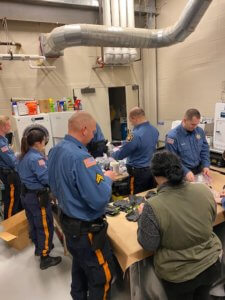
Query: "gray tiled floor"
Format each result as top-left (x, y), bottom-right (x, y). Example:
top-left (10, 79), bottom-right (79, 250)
top-left (0, 234), bottom-right (129, 300)
top-left (1, 232), bottom-right (223, 300)
top-left (0, 235), bottom-right (72, 300)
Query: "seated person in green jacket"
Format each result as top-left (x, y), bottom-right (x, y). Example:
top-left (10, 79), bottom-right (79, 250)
top-left (137, 151), bottom-right (222, 300)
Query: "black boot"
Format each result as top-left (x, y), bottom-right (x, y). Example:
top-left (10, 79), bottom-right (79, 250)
top-left (40, 255), bottom-right (62, 270)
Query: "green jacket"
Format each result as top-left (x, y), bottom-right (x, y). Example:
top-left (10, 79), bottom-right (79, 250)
top-left (148, 182), bottom-right (222, 282)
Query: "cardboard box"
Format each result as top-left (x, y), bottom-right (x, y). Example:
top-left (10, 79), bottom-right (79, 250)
top-left (38, 99), bottom-right (50, 113)
top-left (0, 210), bottom-right (31, 250)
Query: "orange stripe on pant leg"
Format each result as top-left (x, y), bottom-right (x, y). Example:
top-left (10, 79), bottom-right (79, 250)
top-left (130, 176), bottom-right (134, 195)
top-left (8, 184), bottom-right (15, 218)
top-left (88, 233), bottom-right (111, 300)
top-left (41, 207), bottom-right (49, 257)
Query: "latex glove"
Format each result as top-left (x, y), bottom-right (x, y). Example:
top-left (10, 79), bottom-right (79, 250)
top-left (202, 167), bottom-right (210, 177)
top-left (185, 171), bottom-right (195, 182)
top-left (104, 170), bottom-right (117, 181)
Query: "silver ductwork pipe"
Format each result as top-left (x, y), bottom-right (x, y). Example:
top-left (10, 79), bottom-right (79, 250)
top-left (41, 0), bottom-right (212, 57)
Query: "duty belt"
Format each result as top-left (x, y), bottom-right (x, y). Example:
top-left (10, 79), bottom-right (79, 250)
top-left (60, 211), bottom-right (105, 234)
top-left (21, 184), bottom-right (49, 195)
top-left (127, 165), bottom-right (150, 175)
top-left (0, 168), bottom-right (14, 175)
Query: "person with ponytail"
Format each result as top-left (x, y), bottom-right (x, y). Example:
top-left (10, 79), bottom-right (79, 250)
top-left (17, 128), bottom-right (61, 270)
top-left (137, 151), bottom-right (222, 300)
top-left (0, 115), bottom-right (22, 219)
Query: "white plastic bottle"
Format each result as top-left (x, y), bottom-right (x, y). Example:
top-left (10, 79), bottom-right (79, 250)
top-left (12, 102), bottom-right (19, 116)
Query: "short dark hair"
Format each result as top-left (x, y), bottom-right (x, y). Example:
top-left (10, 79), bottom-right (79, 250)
top-left (129, 107), bottom-right (145, 118)
top-left (151, 151), bottom-right (184, 185)
top-left (184, 109), bottom-right (201, 120)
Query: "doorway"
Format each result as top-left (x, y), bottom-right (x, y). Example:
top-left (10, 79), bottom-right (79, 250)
top-left (108, 86), bottom-right (127, 141)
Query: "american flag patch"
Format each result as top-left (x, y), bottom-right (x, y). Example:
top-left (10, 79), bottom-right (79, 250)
top-left (167, 138), bottom-right (174, 144)
top-left (38, 159), bottom-right (46, 166)
top-left (1, 145), bottom-right (9, 152)
top-left (83, 157), bottom-right (96, 168)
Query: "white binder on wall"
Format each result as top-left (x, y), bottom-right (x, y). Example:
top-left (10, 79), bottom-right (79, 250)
top-left (49, 111), bottom-right (75, 145)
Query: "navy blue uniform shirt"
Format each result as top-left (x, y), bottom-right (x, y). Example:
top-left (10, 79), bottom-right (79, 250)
top-left (112, 121), bottom-right (159, 168)
top-left (0, 135), bottom-right (17, 169)
top-left (165, 124), bottom-right (210, 175)
top-left (92, 123), bottom-right (105, 142)
top-left (17, 148), bottom-right (48, 190)
top-left (48, 135), bottom-right (112, 221)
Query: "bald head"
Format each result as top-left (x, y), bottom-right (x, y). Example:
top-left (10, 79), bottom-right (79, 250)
top-left (68, 111), bottom-right (95, 131)
top-left (129, 107), bottom-right (146, 126)
top-left (68, 111), bottom-right (96, 145)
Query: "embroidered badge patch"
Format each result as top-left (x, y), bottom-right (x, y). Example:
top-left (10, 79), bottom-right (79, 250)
top-left (126, 133), bottom-right (134, 142)
top-left (38, 159), bottom-right (46, 166)
top-left (196, 134), bottom-right (201, 140)
top-left (83, 157), bottom-right (97, 168)
top-left (1, 145), bottom-right (9, 152)
top-left (167, 138), bottom-right (174, 144)
top-left (96, 173), bottom-right (104, 184)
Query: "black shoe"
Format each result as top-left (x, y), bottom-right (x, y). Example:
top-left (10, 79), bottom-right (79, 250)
top-left (40, 255), bottom-right (62, 270)
top-left (35, 244), bottom-right (55, 256)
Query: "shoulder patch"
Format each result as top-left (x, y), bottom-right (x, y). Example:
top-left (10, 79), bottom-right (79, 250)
top-left (126, 133), bottom-right (134, 142)
top-left (1, 145), bottom-right (9, 152)
top-left (38, 159), bottom-right (46, 166)
top-left (166, 137), bottom-right (174, 144)
top-left (96, 173), bottom-right (104, 184)
top-left (83, 157), bottom-right (97, 168)
top-left (196, 134), bottom-right (201, 140)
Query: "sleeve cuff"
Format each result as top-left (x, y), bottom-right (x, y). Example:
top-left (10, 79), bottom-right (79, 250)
top-left (111, 151), bottom-right (117, 160)
top-left (202, 163), bottom-right (210, 168)
top-left (182, 165), bottom-right (190, 175)
top-left (221, 197), bottom-right (225, 209)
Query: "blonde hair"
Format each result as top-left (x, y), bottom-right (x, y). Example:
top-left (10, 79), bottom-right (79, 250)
top-left (0, 115), bottom-right (10, 128)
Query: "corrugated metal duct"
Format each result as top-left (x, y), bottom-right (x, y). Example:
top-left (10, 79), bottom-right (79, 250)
top-left (41, 0), bottom-right (212, 57)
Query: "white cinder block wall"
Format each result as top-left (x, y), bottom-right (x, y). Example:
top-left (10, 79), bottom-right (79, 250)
top-left (0, 21), bottom-right (143, 141)
top-left (141, 0), bottom-right (225, 139)
top-left (1, 0), bottom-right (225, 141)
top-left (156, 0), bottom-right (225, 121)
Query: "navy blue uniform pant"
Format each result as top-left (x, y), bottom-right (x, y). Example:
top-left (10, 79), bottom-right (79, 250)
top-left (66, 233), bottom-right (115, 300)
top-left (127, 166), bottom-right (157, 195)
top-left (0, 171), bottom-right (22, 219)
top-left (22, 193), bottom-right (54, 256)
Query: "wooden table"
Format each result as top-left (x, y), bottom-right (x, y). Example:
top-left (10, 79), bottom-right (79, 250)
top-left (210, 165), bottom-right (225, 175)
top-left (114, 172), bottom-right (129, 182)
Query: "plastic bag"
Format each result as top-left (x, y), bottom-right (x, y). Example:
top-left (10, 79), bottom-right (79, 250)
top-left (194, 174), bottom-right (212, 185)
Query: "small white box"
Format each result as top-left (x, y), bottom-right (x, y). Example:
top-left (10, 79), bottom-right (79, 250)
top-left (17, 102), bottom-right (28, 116)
